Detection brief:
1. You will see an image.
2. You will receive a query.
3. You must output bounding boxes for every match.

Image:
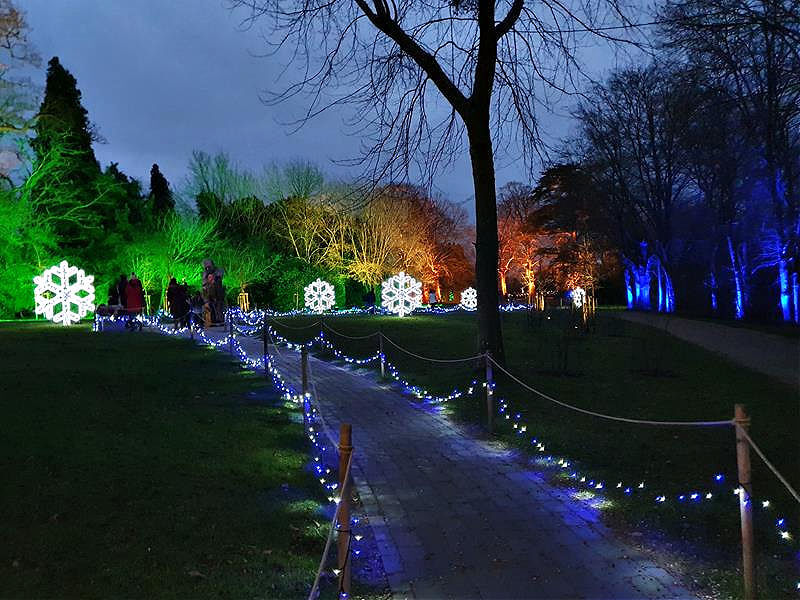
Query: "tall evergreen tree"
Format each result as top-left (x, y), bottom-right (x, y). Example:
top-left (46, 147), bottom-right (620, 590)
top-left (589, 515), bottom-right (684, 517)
top-left (149, 163), bottom-right (174, 218)
top-left (32, 57), bottom-right (98, 168)
top-left (29, 57), bottom-right (107, 251)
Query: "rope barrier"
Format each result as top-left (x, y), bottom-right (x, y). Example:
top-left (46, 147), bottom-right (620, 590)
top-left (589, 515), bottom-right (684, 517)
top-left (271, 318), bottom-right (322, 330)
top-left (322, 322), bottom-right (380, 340)
top-left (488, 356), bottom-right (734, 428)
top-left (106, 315), bottom-right (799, 599)
top-left (736, 425), bottom-right (800, 505)
top-left (382, 334), bottom-right (485, 363)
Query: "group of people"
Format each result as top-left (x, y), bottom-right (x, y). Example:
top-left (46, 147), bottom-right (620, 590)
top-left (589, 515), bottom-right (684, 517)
top-left (101, 273), bottom-right (145, 315)
top-left (95, 259), bottom-right (227, 331)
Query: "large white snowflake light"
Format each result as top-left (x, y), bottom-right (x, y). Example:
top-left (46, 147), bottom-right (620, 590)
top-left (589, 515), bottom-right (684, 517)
top-left (304, 278), bottom-right (336, 312)
top-left (460, 287), bottom-right (477, 310)
top-left (381, 272), bottom-right (422, 317)
top-left (33, 260), bottom-right (95, 326)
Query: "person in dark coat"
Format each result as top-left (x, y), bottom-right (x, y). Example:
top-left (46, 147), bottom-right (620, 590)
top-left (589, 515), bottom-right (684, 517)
top-left (166, 277), bottom-right (188, 328)
top-left (116, 275), bottom-right (128, 311)
top-left (125, 273), bottom-right (145, 315)
top-left (107, 284), bottom-right (119, 307)
top-left (363, 288), bottom-right (376, 310)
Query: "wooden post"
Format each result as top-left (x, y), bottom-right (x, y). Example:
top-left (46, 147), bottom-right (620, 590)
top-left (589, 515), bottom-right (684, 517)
top-left (379, 331), bottom-right (386, 379)
top-left (337, 424), bottom-right (353, 597)
top-left (228, 319), bottom-right (234, 355)
top-left (485, 352), bottom-right (494, 433)
top-left (734, 404), bottom-right (756, 600)
top-left (262, 324), bottom-right (268, 377)
top-left (301, 346), bottom-right (309, 396)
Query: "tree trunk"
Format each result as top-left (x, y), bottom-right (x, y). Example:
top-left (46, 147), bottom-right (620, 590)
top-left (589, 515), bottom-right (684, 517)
top-left (467, 116), bottom-right (504, 362)
top-left (727, 235), bottom-right (744, 320)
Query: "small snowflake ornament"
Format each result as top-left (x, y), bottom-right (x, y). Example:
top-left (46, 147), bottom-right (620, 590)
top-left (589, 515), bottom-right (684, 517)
top-left (381, 272), bottom-right (422, 317)
top-left (304, 278), bottom-right (336, 312)
top-left (460, 287), bottom-right (477, 310)
top-left (571, 287), bottom-right (586, 308)
top-left (33, 260), bottom-right (95, 326)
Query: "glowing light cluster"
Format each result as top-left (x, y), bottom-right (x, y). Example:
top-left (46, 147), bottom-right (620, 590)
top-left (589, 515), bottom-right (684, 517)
top-left (304, 278), bottom-right (336, 312)
top-left (34, 260), bottom-right (95, 326)
top-left (95, 309), bottom-right (799, 586)
top-left (571, 287), bottom-right (586, 308)
top-left (381, 272), bottom-right (422, 317)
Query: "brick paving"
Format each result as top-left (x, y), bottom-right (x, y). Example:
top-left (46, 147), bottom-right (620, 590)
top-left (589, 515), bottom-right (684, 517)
top-left (213, 329), bottom-right (695, 599)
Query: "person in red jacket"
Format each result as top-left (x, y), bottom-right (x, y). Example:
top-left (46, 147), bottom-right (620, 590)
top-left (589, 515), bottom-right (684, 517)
top-left (125, 273), bottom-right (145, 315)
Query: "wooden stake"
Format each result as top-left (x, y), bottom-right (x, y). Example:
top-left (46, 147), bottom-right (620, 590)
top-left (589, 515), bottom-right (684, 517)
top-left (379, 331), bottom-right (386, 379)
top-left (735, 404), bottom-right (756, 600)
top-left (337, 424), bottom-right (353, 597)
top-left (485, 352), bottom-right (494, 433)
top-left (301, 346), bottom-right (309, 396)
top-left (262, 325), bottom-right (268, 377)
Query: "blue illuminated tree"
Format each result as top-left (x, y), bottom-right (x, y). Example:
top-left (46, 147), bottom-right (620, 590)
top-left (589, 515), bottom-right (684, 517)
top-left (661, 0), bottom-right (800, 322)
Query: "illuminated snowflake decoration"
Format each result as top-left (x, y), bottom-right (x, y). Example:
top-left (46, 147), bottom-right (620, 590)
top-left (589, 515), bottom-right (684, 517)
top-left (571, 287), bottom-right (586, 308)
top-left (304, 278), bottom-right (336, 312)
top-left (33, 260), bottom-right (95, 326)
top-left (460, 287), bottom-right (477, 310)
top-left (381, 272), bottom-right (422, 317)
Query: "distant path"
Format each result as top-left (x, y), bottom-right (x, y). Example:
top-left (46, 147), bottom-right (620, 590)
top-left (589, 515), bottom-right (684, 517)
top-left (612, 312), bottom-right (799, 390)
top-left (207, 329), bottom-right (695, 599)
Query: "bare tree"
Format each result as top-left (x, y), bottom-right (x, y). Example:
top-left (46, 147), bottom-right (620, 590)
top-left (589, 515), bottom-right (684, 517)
top-left (230, 0), bottom-right (632, 359)
top-left (576, 64), bottom-right (697, 312)
top-left (661, 0), bottom-right (800, 322)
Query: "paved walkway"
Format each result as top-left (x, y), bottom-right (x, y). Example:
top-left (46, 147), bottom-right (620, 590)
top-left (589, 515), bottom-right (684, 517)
top-left (613, 312), bottom-right (799, 390)
top-left (210, 329), bottom-right (694, 599)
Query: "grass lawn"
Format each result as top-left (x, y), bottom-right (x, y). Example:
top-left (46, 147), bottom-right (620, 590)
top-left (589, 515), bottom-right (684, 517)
top-left (0, 323), bottom-right (327, 599)
top-left (270, 309), bottom-right (800, 598)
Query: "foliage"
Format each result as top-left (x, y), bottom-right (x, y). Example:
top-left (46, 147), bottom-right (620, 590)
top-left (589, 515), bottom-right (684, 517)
top-left (148, 163), bottom-right (174, 218)
top-left (31, 56), bottom-right (97, 167)
top-left (0, 185), bottom-right (56, 316)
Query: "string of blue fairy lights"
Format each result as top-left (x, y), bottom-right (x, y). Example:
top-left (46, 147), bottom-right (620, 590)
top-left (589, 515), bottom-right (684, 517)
top-left (93, 313), bottom-right (365, 596)
top-left (223, 301), bottom-right (530, 325)
top-left (251, 311), bottom-right (800, 585)
top-left (95, 311), bottom-right (800, 593)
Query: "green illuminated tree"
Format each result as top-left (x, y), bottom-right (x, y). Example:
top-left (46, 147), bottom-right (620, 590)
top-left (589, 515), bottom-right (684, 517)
top-left (31, 57), bottom-right (98, 168)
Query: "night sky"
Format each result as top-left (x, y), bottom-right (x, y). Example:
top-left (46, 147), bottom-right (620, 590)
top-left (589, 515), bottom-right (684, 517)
top-left (24, 1), bottom-right (626, 218)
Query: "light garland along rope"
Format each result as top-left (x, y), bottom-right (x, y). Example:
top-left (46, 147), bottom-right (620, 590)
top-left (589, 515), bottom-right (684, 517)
top-left (382, 333), bottom-right (484, 363)
top-left (736, 425), bottom-right (800, 505)
top-left (271, 318), bottom-right (323, 330)
top-left (308, 450), bottom-right (354, 600)
top-left (488, 356), bottom-right (734, 427)
top-left (101, 317), bottom-right (800, 589)
top-left (299, 322), bottom-right (798, 556)
top-left (100, 314), bottom-right (365, 597)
